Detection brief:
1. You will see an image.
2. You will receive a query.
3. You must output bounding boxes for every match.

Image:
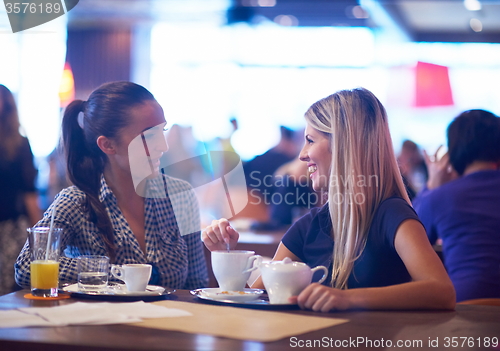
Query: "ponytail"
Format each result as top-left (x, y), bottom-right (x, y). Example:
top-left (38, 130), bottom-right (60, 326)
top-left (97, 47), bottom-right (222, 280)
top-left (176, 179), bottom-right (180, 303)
top-left (62, 100), bottom-right (117, 261)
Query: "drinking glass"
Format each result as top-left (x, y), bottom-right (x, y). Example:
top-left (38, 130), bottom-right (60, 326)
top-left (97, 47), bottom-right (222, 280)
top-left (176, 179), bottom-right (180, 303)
top-left (77, 255), bottom-right (110, 293)
top-left (28, 227), bottom-right (62, 297)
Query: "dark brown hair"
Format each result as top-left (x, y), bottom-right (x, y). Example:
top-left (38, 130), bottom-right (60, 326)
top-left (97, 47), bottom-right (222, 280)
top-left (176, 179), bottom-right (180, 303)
top-left (447, 109), bottom-right (500, 175)
top-left (0, 84), bottom-right (23, 160)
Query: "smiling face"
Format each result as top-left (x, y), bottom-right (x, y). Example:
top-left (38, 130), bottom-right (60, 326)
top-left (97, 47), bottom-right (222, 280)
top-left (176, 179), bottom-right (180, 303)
top-left (299, 123), bottom-right (332, 192)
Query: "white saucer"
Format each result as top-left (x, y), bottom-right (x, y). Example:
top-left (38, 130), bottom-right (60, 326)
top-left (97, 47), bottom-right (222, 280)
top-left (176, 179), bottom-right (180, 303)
top-left (194, 288), bottom-right (264, 302)
top-left (63, 283), bottom-right (165, 296)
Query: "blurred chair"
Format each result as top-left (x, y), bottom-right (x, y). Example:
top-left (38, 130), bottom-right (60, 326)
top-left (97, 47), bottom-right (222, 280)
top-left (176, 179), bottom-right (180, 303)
top-left (458, 298), bottom-right (500, 306)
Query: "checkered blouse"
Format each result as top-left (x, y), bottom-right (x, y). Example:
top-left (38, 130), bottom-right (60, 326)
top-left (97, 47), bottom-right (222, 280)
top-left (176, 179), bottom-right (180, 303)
top-left (15, 174), bottom-right (208, 290)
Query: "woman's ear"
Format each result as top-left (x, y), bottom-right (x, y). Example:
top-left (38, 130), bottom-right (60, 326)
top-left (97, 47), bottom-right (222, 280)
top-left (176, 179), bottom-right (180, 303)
top-left (96, 136), bottom-right (116, 155)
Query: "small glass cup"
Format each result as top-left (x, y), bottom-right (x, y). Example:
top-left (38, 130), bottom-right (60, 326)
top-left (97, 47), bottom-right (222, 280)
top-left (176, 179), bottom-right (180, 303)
top-left (77, 255), bottom-right (110, 293)
top-left (28, 227), bottom-right (62, 297)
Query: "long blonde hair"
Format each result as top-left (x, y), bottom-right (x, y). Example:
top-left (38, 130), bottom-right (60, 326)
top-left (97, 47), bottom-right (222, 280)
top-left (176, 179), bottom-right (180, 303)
top-left (305, 88), bottom-right (410, 289)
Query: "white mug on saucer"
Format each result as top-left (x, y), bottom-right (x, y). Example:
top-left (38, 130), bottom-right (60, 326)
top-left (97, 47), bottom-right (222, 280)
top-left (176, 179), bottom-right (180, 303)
top-left (110, 264), bottom-right (152, 292)
top-left (260, 257), bottom-right (328, 304)
top-left (211, 250), bottom-right (262, 291)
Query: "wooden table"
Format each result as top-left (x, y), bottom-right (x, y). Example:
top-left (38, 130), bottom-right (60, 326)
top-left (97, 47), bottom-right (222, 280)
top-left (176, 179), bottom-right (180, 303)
top-left (0, 290), bottom-right (499, 351)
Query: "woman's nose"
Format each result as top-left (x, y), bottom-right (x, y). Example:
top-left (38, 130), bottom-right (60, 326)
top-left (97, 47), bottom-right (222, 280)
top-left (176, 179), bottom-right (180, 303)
top-left (299, 145), bottom-right (309, 162)
top-left (152, 133), bottom-right (168, 154)
top-left (157, 132), bottom-right (168, 153)
top-left (161, 139), bottom-right (169, 153)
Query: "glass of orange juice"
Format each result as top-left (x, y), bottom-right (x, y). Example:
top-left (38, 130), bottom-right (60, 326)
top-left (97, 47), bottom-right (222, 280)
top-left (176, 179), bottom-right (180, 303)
top-left (28, 227), bottom-right (62, 297)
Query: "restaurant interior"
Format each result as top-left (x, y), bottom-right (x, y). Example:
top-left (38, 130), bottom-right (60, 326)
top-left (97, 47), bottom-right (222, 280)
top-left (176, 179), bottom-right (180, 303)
top-left (2, 0), bottom-right (500, 186)
top-left (0, 1), bottom-right (499, 350)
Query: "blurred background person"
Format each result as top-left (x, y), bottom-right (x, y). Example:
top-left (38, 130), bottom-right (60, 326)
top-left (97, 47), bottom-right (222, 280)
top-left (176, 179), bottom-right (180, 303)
top-left (244, 126), bottom-right (302, 206)
top-left (397, 139), bottom-right (428, 201)
top-left (250, 156), bottom-right (321, 231)
top-left (241, 125), bottom-right (305, 229)
top-left (159, 121), bottom-right (239, 226)
top-left (0, 84), bottom-right (41, 295)
top-left (413, 109), bottom-right (500, 302)
top-left (160, 124), bottom-right (206, 185)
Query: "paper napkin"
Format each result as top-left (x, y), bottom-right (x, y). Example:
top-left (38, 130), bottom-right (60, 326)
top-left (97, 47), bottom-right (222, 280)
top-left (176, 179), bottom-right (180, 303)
top-left (0, 301), bottom-right (192, 328)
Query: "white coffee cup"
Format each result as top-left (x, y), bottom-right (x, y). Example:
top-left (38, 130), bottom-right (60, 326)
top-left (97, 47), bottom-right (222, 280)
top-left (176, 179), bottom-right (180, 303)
top-left (110, 264), bottom-right (152, 292)
top-left (260, 257), bottom-right (328, 304)
top-left (211, 250), bottom-right (262, 291)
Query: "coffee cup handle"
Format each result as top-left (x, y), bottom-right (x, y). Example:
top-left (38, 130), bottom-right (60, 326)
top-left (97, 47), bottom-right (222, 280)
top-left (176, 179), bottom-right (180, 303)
top-left (311, 265), bottom-right (329, 284)
top-left (110, 265), bottom-right (125, 281)
top-left (242, 255), bottom-right (262, 274)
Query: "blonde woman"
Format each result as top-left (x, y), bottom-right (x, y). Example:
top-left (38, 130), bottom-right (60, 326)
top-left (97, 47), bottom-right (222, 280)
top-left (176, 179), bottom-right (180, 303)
top-left (203, 88), bottom-right (455, 311)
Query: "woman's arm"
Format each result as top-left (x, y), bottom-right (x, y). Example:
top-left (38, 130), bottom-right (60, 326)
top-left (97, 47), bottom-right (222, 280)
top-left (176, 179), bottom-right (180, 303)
top-left (183, 231), bottom-right (209, 290)
top-left (15, 191), bottom-right (89, 288)
top-left (14, 240), bottom-right (33, 289)
top-left (177, 184), bottom-right (209, 289)
top-left (293, 219), bottom-right (456, 311)
top-left (15, 217), bottom-right (79, 289)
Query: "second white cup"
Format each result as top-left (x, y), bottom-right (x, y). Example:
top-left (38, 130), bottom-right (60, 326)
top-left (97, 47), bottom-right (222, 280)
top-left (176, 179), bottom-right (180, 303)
top-left (260, 258), bottom-right (328, 304)
top-left (110, 264), bottom-right (152, 292)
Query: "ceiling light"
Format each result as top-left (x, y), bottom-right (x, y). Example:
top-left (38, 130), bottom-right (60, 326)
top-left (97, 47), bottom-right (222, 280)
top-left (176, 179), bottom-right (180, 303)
top-left (352, 6), bottom-right (369, 19)
top-left (464, 0), bottom-right (482, 11)
top-left (258, 0), bottom-right (276, 7)
top-left (241, 0), bottom-right (276, 7)
top-left (470, 18), bottom-right (483, 32)
top-left (274, 15), bottom-right (298, 26)
top-left (241, 0), bottom-right (258, 6)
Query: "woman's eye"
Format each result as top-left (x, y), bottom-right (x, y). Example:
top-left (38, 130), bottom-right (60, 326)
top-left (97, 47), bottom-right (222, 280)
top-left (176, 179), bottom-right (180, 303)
top-left (306, 137), bottom-right (313, 144)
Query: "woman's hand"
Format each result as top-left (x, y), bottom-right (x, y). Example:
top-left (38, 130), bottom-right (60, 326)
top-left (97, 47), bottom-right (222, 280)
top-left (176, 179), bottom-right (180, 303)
top-left (201, 218), bottom-right (240, 252)
top-left (289, 283), bottom-right (350, 312)
top-left (424, 146), bottom-right (458, 190)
